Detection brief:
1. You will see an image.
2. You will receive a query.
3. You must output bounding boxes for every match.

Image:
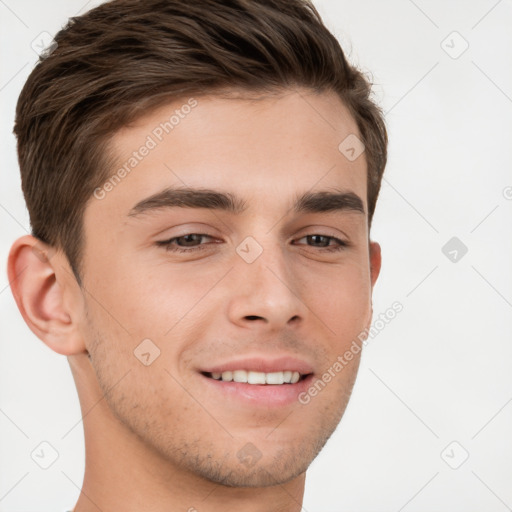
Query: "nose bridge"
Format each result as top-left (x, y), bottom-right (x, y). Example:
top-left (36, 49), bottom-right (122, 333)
top-left (227, 232), bottom-right (307, 327)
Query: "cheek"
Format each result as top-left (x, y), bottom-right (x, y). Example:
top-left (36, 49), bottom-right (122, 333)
top-left (300, 258), bottom-right (372, 343)
top-left (85, 254), bottom-right (209, 338)
top-left (83, 305), bottom-right (213, 442)
top-left (82, 261), bottom-right (223, 387)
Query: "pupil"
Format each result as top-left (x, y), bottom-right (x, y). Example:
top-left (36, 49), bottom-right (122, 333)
top-left (309, 235), bottom-right (328, 247)
top-left (180, 234), bottom-right (200, 246)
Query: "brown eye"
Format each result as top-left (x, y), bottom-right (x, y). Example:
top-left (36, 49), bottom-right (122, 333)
top-left (156, 234), bottom-right (216, 253)
top-left (294, 234), bottom-right (348, 252)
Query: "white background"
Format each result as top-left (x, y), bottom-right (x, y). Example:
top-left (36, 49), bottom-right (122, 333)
top-left (1, 1), bottom-right (511, 511)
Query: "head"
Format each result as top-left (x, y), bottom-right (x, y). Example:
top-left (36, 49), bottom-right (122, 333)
top-left (9, 0), bottom-right (386, 490)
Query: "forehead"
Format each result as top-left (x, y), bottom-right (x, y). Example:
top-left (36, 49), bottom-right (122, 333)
top-left (87, 89), bottom-right (367, 224)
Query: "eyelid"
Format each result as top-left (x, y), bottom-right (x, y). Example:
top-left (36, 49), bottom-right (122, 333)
top-left (293, 225), bottom-right (350, 241)
top-left (151, 223), bottom-right (219, 240)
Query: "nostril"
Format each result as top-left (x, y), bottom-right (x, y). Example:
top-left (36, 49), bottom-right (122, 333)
top-left (245, 315), bottom-right (262, 320)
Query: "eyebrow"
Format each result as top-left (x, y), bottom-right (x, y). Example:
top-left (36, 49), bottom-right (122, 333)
top-left (127, 187), bottom-right (365, 218)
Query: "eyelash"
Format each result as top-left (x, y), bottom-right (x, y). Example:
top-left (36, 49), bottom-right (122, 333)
top-left (156, 233), bottom-right (349, 254)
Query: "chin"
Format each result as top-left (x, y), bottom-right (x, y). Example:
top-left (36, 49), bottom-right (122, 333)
top-left (173, 436), bottom-right (327, 488)
top-left (191, 456), bottom-right (309, 488)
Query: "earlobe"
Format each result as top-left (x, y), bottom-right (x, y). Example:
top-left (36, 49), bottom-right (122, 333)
top-left (7, 235), bottom-right (87, 356)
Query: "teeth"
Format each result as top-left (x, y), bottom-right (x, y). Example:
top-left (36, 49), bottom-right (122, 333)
top-left (221, 371), bottom-right (232, 381)
top-left (248, 371), bottom-right (266, 384)
top-left (210, 370), bottom-right (304, 384)
top-left (233, 370), bottom-right (246, 383)
top-left (265, 372), bottom-right (284, 385)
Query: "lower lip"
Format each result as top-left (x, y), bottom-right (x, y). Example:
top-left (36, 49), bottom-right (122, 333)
top-left (199, 373), bottom-right (315, 407)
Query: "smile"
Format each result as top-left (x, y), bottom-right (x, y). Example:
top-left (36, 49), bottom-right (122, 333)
top-left (203, 370), bottom-right (308, 385)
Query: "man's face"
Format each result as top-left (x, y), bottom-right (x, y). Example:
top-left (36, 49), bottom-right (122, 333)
top-left (79, 88), bottom-right (380, 486)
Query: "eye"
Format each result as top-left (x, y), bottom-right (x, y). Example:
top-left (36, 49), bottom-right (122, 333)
top-left (293, 234), bottom-right (348, 252)
top-left (156, 233), bottom-right (217, 253)
top-left (156, 233), bottom-right (348, 254)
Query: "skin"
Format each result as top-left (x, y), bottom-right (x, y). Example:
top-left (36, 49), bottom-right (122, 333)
top-left (8, 88), bottom-right (381, 512)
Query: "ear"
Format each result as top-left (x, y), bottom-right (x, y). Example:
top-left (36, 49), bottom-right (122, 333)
top-left (7, 235), bottom-right (87, 356)
top-left (360, 240), bottom-right (382, 335)
top-left (369, 240), bottom-right (381, 290)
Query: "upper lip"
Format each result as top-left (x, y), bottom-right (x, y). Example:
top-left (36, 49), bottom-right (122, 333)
top-left (199, 355), bottom-right (314, 375)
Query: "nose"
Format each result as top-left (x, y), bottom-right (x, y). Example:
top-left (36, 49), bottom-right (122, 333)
top-left (226, 239), bottom-right (307, 331)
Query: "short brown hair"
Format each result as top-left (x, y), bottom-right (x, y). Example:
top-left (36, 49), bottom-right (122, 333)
top-left (14, 0), bottom-right (387, 287)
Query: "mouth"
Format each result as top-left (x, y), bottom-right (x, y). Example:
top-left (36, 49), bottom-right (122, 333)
top-left (197, 355), bottom-right (315, 407)
top-left (201, 370), bottom-right (311, 385)
top-left (198, 368), bottom-right (315, 408)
